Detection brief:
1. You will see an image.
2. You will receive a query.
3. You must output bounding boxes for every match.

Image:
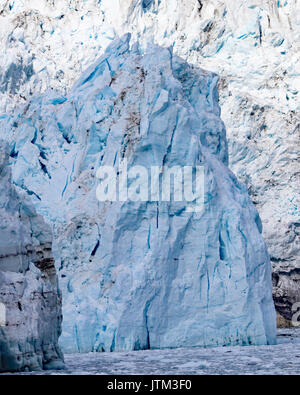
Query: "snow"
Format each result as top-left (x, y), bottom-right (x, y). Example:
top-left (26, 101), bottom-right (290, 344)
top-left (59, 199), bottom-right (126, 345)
top-left (2, 329), bottom-right (299, 375)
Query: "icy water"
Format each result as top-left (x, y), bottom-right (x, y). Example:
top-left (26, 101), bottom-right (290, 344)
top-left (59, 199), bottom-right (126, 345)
top-left (3, 329), bottom-right (300, 375)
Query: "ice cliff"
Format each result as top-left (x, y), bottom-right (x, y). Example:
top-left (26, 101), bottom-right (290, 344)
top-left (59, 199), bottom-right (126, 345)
top-left (0, 0), bottom-right (298, 322)
top-left (0, 35), bottom-right (276, 352)
top-left (0, 140), bottom-right (64, 372)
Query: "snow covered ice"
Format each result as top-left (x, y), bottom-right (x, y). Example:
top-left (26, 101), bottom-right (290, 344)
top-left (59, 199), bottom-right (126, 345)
top-left (0, 34), bottom-right (276, 354)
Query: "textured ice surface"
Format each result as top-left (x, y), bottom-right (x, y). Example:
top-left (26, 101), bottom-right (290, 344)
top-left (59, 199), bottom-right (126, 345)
top-left (0, 35), bottom-right (276, 352)
top-left (1, 329), bottom-right (299, 375)
top-left (0, 140), bottom-right (64, 372)
top-left (0, 0), bottom-right (298, 320)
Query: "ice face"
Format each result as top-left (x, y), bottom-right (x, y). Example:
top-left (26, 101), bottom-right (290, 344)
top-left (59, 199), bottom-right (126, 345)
top-left (0, 35), bottom-right (276, 352)
top-left (0, 140), bottom-right (64, 372)
top-left (0, 0), bottom-right (298, 321)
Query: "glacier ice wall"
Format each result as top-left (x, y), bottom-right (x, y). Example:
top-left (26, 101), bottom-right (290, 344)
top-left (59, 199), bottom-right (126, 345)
top-left (0, 140), bottom-right (64, 372)
top-left (0, 35), bottom-right (276, 352)
top-left (0, 0), bottom-right (298, 321)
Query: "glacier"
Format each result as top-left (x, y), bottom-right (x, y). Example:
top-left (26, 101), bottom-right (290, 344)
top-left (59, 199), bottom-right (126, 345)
top-left (0, 140), bottom-right (64, 372)
top-left (0, 0), bottom-right (298, 323)
top-left (0, 34), bottom-right (276, 353)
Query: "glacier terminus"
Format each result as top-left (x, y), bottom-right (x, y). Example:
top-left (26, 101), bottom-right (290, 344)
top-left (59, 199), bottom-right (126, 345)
top-left (0, 34), bottom-right (277, 355)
